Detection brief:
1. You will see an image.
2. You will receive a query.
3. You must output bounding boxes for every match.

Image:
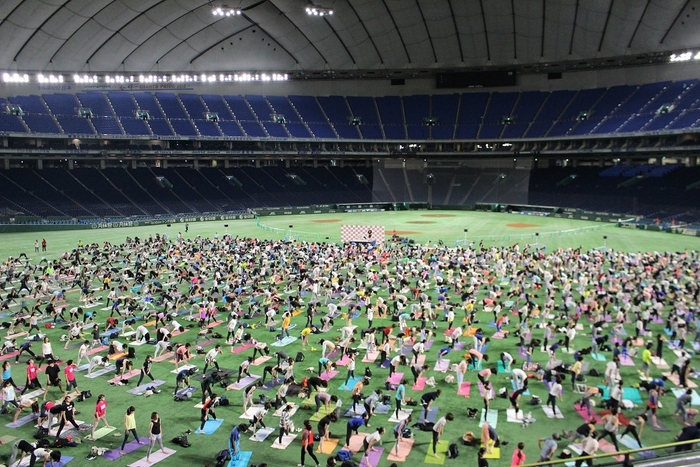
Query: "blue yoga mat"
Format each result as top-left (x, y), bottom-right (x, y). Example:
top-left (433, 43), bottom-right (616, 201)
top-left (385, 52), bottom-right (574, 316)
top-left (339, 376), bottom-right (362, 391)
top-left (417, 405), bottom-right (438, 424)
top-left (228, 451), bottom-right (253, 467)
top-left (196, 418), bottom-right (225, 434)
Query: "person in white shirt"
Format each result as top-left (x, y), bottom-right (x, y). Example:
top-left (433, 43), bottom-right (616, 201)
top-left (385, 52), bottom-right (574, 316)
top-left (135, 325), bottom-right (150, 344)
top-left (203, 345), bottom-right (222, 373)
top-left (431, 413), bottom-right (454, 457)
top-left (153, 340), bottom-right (171, 358)
top-left (547, 377), bottom-right (563, 416)
top-left (500, 351), bottom-right (514, 372)
top-left (577, 432), bottom-right (599, 467)
top-left (362, 428), bottom-right (385, 460)
top-left (512, 368), bottom-right (528, 390)
top-left (88, 356), bottom-right (109, 375)
top-left (76, 340), bottom-right (90, 367)
top-left (412, 340), bottom-right (425, 365)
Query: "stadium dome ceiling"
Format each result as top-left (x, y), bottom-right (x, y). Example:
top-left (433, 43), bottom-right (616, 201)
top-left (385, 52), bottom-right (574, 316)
top-left (1, 0), bottom-right (699, 75)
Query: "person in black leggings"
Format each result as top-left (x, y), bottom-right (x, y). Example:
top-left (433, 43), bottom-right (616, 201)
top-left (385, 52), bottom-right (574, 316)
top-left (54, 396), bottom-right (82, 442)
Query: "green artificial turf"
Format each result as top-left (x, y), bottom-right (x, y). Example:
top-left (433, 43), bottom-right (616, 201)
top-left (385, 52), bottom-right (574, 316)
top-left (0, 211), bottom-right (698, 467)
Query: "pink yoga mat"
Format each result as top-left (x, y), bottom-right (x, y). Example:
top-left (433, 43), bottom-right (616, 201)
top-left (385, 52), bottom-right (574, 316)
top-left (320, 370), bottom-right (339, 381)
top-left (412, 377), bottom-right (427, 391)
top-left (574, 405), bottom-right (601, 423)
top-left (457, 382), bottom-right (471, 396)
top-left (386, 372), bottom-right (404, 385)
top-left (387, 438), bottom-right (414, 462)
top-left (619, 355), bottom-right (635, 366)
top-left (336, 355), bottom-right (351, 366)
top-left (230, 342), bottom-right (254, 354)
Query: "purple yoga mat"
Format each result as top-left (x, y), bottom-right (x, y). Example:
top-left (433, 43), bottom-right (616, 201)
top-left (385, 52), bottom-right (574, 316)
top-left (102, 437), bottom-right (149, 460)
top-left (360, 447), bottom-right (384, 467)
top-left (517, 346), bottom-right (528, 358)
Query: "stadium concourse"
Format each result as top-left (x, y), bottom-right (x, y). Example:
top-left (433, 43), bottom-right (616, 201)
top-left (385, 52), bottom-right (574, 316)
top-left (0, 228), bottom-right (699, 467)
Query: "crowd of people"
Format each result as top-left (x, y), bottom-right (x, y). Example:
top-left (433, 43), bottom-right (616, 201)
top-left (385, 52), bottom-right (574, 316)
top-left (0, 230), bottom-right (698, 467)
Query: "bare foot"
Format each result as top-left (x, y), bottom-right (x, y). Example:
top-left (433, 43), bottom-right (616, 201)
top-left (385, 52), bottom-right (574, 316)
top-left (433, 454), bottom-right (439, 458)
top-left (120, 450), bottom-right (125, 454)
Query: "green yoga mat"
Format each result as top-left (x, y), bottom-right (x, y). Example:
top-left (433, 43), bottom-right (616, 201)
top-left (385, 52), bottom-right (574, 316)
top-left (424, 439), bottom-right (449, 465)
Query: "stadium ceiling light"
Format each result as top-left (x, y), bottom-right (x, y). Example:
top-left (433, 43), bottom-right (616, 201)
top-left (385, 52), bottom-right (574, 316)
top-left (306, 4), bottom-right (334, 16)
top-left (212, 4), bottom-right (241, 16)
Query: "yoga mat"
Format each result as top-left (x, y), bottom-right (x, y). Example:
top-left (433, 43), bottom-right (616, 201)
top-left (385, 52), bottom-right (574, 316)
top-left (651, 357), bottom-right (670, 369)
top-left (622, 387), bottom-right (643, 404)
top-left (249, 427), bottom-right (275, 442)
top-left (506, 408), bottom-right (525, 422)
top-left (102, 437), bottom-right (149, 459)
top-left (230, 451), bottom-right (252, 467)
top-left (318, 437), bottom-right (339, 454)
top-left (388, 409), bottom-right (413, 422)
top-left (477, 381), bottom-right (495, 399)
top-left (649, 419), bottom-right (670, 431)
top-left (271, 434), bottom-right (297, 449)
top-left (339, 376), bottom-right (362, 391)
top-left (412, 377), bottom-right (427, 391)
top-left (347, 433), bottom-right (368, 453)
top-left (620, 434), bottom-right (656, 458)
top-left (271, 336), bottom-right (297, 347)
top-left (510, 379), bottom-right (530, 395)
top-left (89, 426), bottom-right (116, 440)
top-left (239, 406), bottom-right (265, 420)
top-left (457, 382), bottom-right (471, 397)
top-left (542, 405), bottom-right (564, 419)
top-left (261, 378), bottom-right (283, 390)
top-left (598, 439), bottom-right (629, 462)
top-left (386, 372), bottom-right (404, 385)
top-left (273, 403), bottom-right (299, 417)
top-left (227, 375), bottom-right (261, 390)
top-left (362, 351), bottom-right (379, 363)
top-left (417, 406), bottom-right (438, 424)
top-left (479, 409), bottom-right (498, 428)
top-left (336, 355), bottom-right (351, 366)
top-left (387, 437), bottom-right (414, 461)
top-left (672, 388), bottom-right (700, 405)
top-left (591, 354), bottom-right (607, 361)
top-left (84, 365), bottom-right (116, 378)
top-left (5, 412), bottom-right (38, 428)
top-left (497, 360), bottom-right (512, 373)
top-left (230, 342), bottom-right (254, 354)
top-left (152, 352), bottom-right (174, 362)
top-left (343, 404), bottom-right (367, 417)
top-left (664, 372), bottom-right (698, 388)
top-left (360, 446), bottom-right (384, 467)
top-left (574, 405), bottom-right (601, 423)
top-left (252, 356), bottom-right (271, 366)
top-left (320, 370), bottom-right (339, 381)
top-left (374, 403), bottom-right (391, 415)
top-left (0, 434), bottom-right (16, 444)
top-left (127, 448), bottom-right (177, 467)
top-left (170, 364), bottom-right (196, 374)
top-left (310, 405), bottom-right (336, 421)
top-left (619, 355), bottom-right (635, 366)
top-left (196, 418), bottom-right (224, 434)
top-left (433, 359), bottom-right (450, 372)
top-left (423, 439), bottom-right (449, 464)
top-left (480, 444), bottom-right (501, 460)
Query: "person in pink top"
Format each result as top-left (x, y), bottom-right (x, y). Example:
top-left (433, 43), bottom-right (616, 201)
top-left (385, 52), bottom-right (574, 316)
top-left (21, 359), bottom-right (41, 395)
top-left (64, 359), bottom-right (79, 394)
top-left (511, 441), bottom-right (526, 466)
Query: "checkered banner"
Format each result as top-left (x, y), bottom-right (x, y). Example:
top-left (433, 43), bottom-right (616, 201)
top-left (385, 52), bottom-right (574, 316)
top-left (341, 225), bottom-right (385, 243)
